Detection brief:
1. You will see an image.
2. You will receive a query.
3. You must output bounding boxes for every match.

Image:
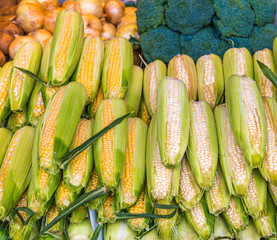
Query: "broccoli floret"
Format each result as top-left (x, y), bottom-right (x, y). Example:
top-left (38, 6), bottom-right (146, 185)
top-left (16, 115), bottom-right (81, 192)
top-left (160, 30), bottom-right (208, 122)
top-left (180, 27), bottom-right (229, 61)
top-left (213, 0), bottom-right (255, 37)
top-left (165, 0), bottom-right (214, 36)
top-left (140, 26), bottom-right (181, 63)
top-left (224, 37), bottom-right (252, 53)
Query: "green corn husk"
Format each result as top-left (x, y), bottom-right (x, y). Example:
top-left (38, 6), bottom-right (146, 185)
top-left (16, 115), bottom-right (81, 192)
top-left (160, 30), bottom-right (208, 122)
top-left (64, 118), bottom-right (94, 194)
top-left (102, 37), bottom-right (133, 99)
top-left (225, 75), bottom-right (267, 168)
top-left (98, 193), bottom-right (117, 224)
top-left (0, 128), bottom-right (12, 167)
top-left (221, 196), bottom-right (249, 235)
top-left (223, 47), bottom-right (253, 82)
top-left (6, 107), bottom-right (28, 133)
top-left (138, 97), bottom-right (151, 126)
top-left (87, 87), bottom-right (103, 119)
top-left (143, 60), bottom-right (167, 117)
top-left (212, 216), bottom-right (234, 239)
top-left (196, 53), bottom-right (225, 108)
top-left (68, 218), bottom-right (94, 240)
top-left (125, 65), bottom-right (143, 117)
top-left (259, 97), bottom-right (277, 185)
top-left (71, 36), bottom-right (104, 103)
top-left (214, 104), bottom-right (252, 196)
top-left (236, 219), bottom-right (260, 240)
top-left (37, 235), bottom-right (64, 240)
top-left (141, 228), bottom-right (161, 240)
top-left (242, 169), bottom-right (267, 219)
top-left (176, 214), bottom-right (199, 240)
top-left (156, 77), bottom-right (190, 168)
top-left (27, 82), bottom-right (45, 127)
top-left (36, 82), bottom-right (87, 174)
top-left (0, 126), bottom-right (35, 220)
top-left (205, 164), bottom-right (231, 216)
top-left (268, 182), bottom-right (277, 206)
top-left (0, 223), bottom-right (9, 240)
top-left (253, 48), bottom-right (277, 101)
top-left (116, 117), bottom-right (147, 210)
top-left (0, 62), bottom-right (12, 122)
top-left (93, 98), bottom-right (127, 191)
top-left (9, 40), bottom-right (42, 112)
top-left (104, 220), bottom-right (137, 240)
top-left (187, 100), bottom-right (218, 190)
top-left (48, 9), bottom-right (84, 86)
top-left (70, 205), bottom-right (88, 224)
top-left (146, 115), bottom-right (180, 203)
top-left (176, 156), bottom-right (204, 211)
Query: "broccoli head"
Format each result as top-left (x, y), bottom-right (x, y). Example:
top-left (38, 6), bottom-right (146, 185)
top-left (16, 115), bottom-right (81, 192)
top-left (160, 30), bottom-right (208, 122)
top-left (165, 0), bottom-right (214, 36)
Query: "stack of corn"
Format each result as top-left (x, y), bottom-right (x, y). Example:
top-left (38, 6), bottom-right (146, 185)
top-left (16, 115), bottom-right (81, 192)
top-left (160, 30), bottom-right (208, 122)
top-left (0, 7), bottom-right (276, 240)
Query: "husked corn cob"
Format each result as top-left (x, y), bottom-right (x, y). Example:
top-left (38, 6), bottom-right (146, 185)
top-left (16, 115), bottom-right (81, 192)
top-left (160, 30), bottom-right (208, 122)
top-left (187, 101), bottom-right (218, 190)
top-left (70, 205), bottom-right (88, 225)
top-left (44, 203), bottom-right (65, 236)
top-left (102, 37), bottom-right (133, 99)
top-left (196, 54), bottom-right (224, 108)
top-left (176, 156), bottom-right (204, 211)
top-left (168, 54), bottom-right (197, 100)
top-left (143, 60), bottom-right (167, 117)
top-left (184, 197), bottom-right (215, 240)
top-left (223, 47), bottom-right (253, 82)
top-left (138, 97), bottom-right (151, 125)
top-left (0, 126), bottom-right (35, 219)
top-left (9, 40), bottom-right (42, 112)
top-left (64, 118), bottom-right (94, 194)
top-left (104, 220), bottom-right (137, 240)
top-left (205, 165), bottom-right (230, 216)
top-left (68, 218), bottom-right (94, 240)
top-left (6, 108), bottom-right (28, 133)
top-left (87, 87), bottom-right (103, 118)
top-left (72, 36), bottom-right (105, 103)
top-left (0, 62), bottom-right (12, 122)
top-left (125, 66), bottom-right (143, 117)
top-left (225, 75), bottom-right (267, 168)
top-left (146, 115), bottom-right (180, 203)
top-left (0, 128), bottom-right (12, 167)
top-left (237, 219), bottom-right (261, 240)
top-left (48, 9), bottom-right (84, 86)
top-left (36, 82), bottom-right (87, 174)
top-left (94, 98), bottom-right (127, 190)
top-left (116, 118), bottom-right (147, 209)
top-left (268, 182), bottom-right (277, 205)
top-left (176, 214), bottom-right (199, 240)
top-left (214, 104), bottom-right (251, 196)
top-left (98, 193), bottom-right (116, 223)
top-left (259, 97), bottom-right (277, 184)
top-left (253, 49), bottom-right (277, 101)
top-left (157, 77), bottom-right (190, 168)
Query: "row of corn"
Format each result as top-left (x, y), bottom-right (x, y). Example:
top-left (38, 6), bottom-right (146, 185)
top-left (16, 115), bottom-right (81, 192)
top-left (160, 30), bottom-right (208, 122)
top-left (0, 7), bottom-right (276, 240)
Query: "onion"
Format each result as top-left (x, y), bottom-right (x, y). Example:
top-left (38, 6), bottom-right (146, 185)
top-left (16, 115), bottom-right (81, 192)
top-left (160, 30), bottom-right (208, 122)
top-left (9, 35), bottom-right (34, 59)
top-left (74, 0), bottom-right (103, 19)
top-left (0, 50), bottom-right (5, 67)
top-left (117, 15), bottom-right (136, 29)
top-left (82, 14), bottom-right (102, 37)
top-left (62, 0), bottom-right (75, 10)
top-left (19, 0), bottom-right (42, 7)
top-left (116, 24), bottom-right (139, 41)
top-left (101, 20), bottom-right (116, 40)
top-left (104, 0), bottom-right (125, 25)
top-left (37, 0), bottom-right (59, 11)
top-left (125, 6), bottom-right (137, 16)
top-left (44, 7), bottom-right (63, 33)
top-left (28, 29), bottom-right (52, 49)
top-left (16, 2), bottom-right (45, 33)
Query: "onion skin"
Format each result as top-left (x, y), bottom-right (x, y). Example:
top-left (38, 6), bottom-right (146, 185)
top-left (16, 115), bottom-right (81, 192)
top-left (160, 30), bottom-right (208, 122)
top-left (0, 32), bottom-right (14, 55)
top-left (0, 6), bottom-right (18, 16)
top-left (104, 0), bottom-right (125, 25)
top-left (0, 50), bottom-right (5, 67)
top-left (44, 7), bottom-right (63, 33)
top-left (117, 15), bottom-right (136, 29)
top-left (62, 0), bottom-right (75, 10)
top-left (116, 24), bottom-right (139, 40)
top-left (0, 0), bottom-right (16, 9)
top-left (0, 21), bottom-right (24, 37)
top-left (9, 35), bottom-right (34, 59)
top-left (101, 21), bottom-right (116, 40)
top-left (125, 6), bottom-right (137, 16)
top-left (37, 0), bottom-right (59, 11)
top-left (28, 29), bottom-right (52, 49)
top-left (74, 0), bottom-right (103, 19)
top-left (82, 14), bottom-right (102, 37)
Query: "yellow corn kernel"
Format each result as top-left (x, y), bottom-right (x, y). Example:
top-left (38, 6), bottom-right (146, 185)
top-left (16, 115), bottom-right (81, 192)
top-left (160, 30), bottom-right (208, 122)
top-left (33, 90), bottom-right (45, 117)
top-left (0, 62), bottom-right (12, 113)
top-left (139, 99), bottom-right (151, 126)
top-left (56, 181), bottom-right (74, 210)
top-left (86, 168), bottom-right (99, 192)
top-left (15, 190), bottom-right (28, 221)
top-left (129, 189), bottom-right (145, 227)
top-left (45, 85), bottom-right (60, 102)
top-left (225, 198), bottom-right (244, 230)
top-left (38, 168), bottom-right (50, 191)
top-left (92, 87), bottom-right (103, 117)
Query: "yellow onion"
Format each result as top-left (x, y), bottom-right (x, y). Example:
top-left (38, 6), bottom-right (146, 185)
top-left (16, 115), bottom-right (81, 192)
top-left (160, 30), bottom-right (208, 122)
top-left (16, 1), bottom-right (45, 33)
top-left (74, 0), bottom-right (103, 18)
top-left (104, 0), bottom-right (125, 25)
top-left (62, 0), bottom-right (75, 10)
top-left (116, 24), bottom-right (139, 40)
top-left (117, 15), bottom-right (136, 29)
top-left (9, 35), bottom-right (34, 59)
top-left (44, 7), bottom-right (63, 33)
top-left (101, 20), bottom-right (116, 39)
top-left (82, 14), bottom-right (102, 37)
top-left (19, 0), bottom-right (42, 6)
top-left (125, 6), bottom-right (137, 16)
top-left (28, 29), bottom-right (52, 49)
top-left (0, 50), bottom-right (5, 67)
top-left (37, 0), bottom-right (59, 11)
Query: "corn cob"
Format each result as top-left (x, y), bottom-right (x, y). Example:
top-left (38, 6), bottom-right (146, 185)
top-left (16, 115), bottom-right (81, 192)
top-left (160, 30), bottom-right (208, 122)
top-left (36, 82), bottom-right (87, 174)
top-left (225, 75), bottom-right (267, 168)
top-left (196, 53), bottom-right (224, 108)
top-left (176, 214), bottom-right (199, 240)
top-left (157, 77), bottom-right (190, 168)
top-left (41, 85), bottom-right (60, 107)
top-left (125, 65), bottom-right (143, 117)
top-left (98, 193), bottom-right (116, 223)
top-left (68, 218), bottom-right (94, 240)
top-left (48, 9), bottom-right (84, 86)
top-left (212, 216), bottom-right (233, 239)
top-left (0, 62), bottom-right (12, 122)
top-left (70, 205), bottom-right (88, 225)
top-left (102, 37), bottom-right (133, 99)
top-left (27, 82), bottom-right (45, 126)
top-left (9, 40), bottom-right (42, 112)
top-left (64, 118), bottom-right (94, 194)
top-left (223, 47), bottom-right (253, 82)
top-left (44, 203), bottom-right (65, 236)
top-left (138, 97), bottom-right (151, 126)
top-left (259, 97), bottom-right (277, 184)
top-left (221, 196), bottom-right (249, 235)
top-left (268, 182), bottom-right (277, 206)
top-left (0, 126), bottom-right (35, 219)
top-left (168, 54), bottom-right (197, 100)
top-left (205, 164), bottom-right (231, 216)
top-left (104, 220), bottom-right (137, 240)
top-left (6, 108), bottom-right (28, 133)
top-left (0, 128), bottom-right (12, 167)
top-left (72, 36), bottom-right (105, 103)
top-left (146, 115), bottom-right (180, 203)
top-left (187, 101), bottom-right (218, 190)
top-left (176, 156), bottom-right (204, 211)
top-left (94, 98), bottom-right (127, 190)
top-left (253, 49), bottom-right (277, 101)
top-left (184, 197), bottom-right (215, 240)
top-left (214, 104), bottom-right (252, 196)
top-left (143, 60), bottom-right (167, 117)
top-left (87, 87), bottom-right (103, 118)
top-left (236, 219), bottom-right (261, 240)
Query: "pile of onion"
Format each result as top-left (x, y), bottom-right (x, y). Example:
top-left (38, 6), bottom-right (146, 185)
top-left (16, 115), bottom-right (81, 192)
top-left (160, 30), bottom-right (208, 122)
top-left (28, 29), bottom-right (52, 49)
top-left (82, 14), bottom-right (102, 37)
top-left (104, 0), bottom-right (125, 25)
top-left (9, 35), bottom-right (34, 59)
top-left (101, 20), bottom-right (116, 39)
top-left (44, 7), bottom-right (63, 33)
top-left (74, 0), bottom-right (103, 19)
